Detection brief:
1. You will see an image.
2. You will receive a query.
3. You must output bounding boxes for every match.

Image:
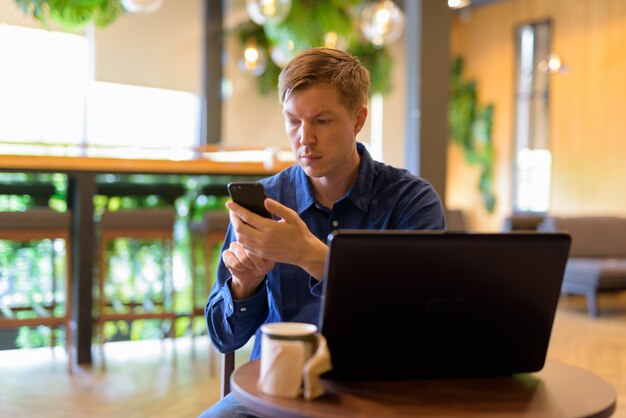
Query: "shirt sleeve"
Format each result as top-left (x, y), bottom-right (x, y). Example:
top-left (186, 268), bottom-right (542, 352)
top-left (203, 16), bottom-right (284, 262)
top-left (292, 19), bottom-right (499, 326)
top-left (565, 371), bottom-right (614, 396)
top-left (204, 227), bottom-right (270, 353)
top-left (395, 182), bottom-right (447, 230)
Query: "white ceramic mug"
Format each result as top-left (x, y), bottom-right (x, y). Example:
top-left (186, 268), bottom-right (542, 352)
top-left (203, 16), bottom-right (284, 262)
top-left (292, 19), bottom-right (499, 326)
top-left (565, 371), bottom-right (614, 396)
top-left (257, 322), bottom-right (331, 400)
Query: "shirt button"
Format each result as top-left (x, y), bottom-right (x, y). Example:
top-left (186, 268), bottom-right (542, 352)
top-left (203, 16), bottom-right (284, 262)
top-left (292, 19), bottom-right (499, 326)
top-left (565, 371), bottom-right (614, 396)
top-left (240, 307), bottom-right (247, 312)
top-left (332, 220), bottom-right (339, 227)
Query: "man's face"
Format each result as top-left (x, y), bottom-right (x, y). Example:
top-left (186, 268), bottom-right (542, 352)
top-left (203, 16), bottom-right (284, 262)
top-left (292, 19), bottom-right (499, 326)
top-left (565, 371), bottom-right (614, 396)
top-left (282, 85), bottom-right (367, 181)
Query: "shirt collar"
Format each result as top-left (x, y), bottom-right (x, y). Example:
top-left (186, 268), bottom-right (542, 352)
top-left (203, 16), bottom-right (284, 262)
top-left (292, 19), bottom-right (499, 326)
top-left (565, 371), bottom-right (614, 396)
top-left (345, 142), bottom-right (375, 213)
top-left (294, 167), bottom-right (317, 215)
top-left (293, 142), bottom-right (375, 215)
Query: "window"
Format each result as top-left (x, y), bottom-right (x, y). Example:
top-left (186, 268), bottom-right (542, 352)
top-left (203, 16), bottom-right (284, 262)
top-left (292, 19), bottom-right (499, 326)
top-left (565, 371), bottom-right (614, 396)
top-left (0, 24), bottom-right (88, 145)
top-left (513, 21), bottom-right (552, 213)
top-left (0, 24), bottom-right (200, 155)
top-left (86, 81), bottom-right (200, 159)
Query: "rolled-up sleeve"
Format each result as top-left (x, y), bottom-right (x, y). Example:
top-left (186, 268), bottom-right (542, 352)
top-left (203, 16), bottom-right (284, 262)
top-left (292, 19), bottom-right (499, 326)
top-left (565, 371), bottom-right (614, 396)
top-left (204, 228), bottom-right (269, 353)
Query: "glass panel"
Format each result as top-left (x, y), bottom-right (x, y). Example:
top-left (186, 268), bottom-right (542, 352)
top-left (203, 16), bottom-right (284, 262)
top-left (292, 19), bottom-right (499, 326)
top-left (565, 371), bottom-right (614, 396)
top-left (0, 25), bottom-right (87, 144)
top-left (513, 21), bottom-right (552, 213)
top-left (0, 24), bottom-right (200, 153)
top-left (86, 81), bottom-right (200, 153)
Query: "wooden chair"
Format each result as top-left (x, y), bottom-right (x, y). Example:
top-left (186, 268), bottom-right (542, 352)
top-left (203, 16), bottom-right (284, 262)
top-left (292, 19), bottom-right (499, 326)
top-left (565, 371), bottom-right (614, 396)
top-left (94, 181), bottom-right (185, 361)
top-left (96, 208), bottom-right (177, 362)
top-left (0, 209), bottom-right (73, 372)
top-left (503, 213), bottom-right (546, 231)
top-left (221, 351), bottom-right (235, 398)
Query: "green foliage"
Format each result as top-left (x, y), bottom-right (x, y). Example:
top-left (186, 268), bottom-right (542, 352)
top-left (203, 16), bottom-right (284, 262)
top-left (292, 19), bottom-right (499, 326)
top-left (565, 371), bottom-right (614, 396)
top-left (350, 41), bottom-right (393, 95)
top-left (14, 0), bottom-right (125, 31)
top-left (449, 57), bottom-right (496, 213)
top-left (6, 239), bottom-right (68, 349)
top-left (263, 0), bottom-right (355, 51)
top-left (233, 0), bottom-right (393, 96)
top-left (0, 173), bottom-right (244, 350)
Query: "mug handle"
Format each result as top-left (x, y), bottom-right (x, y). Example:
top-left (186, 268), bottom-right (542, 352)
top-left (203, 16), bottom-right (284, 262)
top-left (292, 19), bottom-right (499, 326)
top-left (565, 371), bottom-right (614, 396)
top-left (302, 334), bottom-right (333, 400)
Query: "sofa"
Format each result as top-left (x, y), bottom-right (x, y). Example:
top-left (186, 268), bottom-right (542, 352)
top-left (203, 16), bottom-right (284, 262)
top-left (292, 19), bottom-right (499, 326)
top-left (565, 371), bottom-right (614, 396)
top-left (502, 214), bottom-right (546, 231)
top-left (445, 208), bottom-right (467, 231)
top-left (540, 216), bottom-right (626, 316)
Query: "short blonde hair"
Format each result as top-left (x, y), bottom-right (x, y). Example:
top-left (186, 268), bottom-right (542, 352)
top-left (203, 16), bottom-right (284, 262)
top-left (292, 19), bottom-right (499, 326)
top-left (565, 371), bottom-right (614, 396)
top-left (278, 48), bottom-right (370, 112)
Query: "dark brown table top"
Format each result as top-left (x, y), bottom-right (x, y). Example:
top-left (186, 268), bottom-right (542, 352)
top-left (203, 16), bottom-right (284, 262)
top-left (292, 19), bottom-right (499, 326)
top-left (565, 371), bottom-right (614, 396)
top-left (232, 359), bottom-right (616, 418)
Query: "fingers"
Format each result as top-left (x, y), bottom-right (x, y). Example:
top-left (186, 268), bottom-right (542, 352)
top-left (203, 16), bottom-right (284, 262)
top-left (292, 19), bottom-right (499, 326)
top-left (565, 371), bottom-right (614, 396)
top-left (246, 251), bottom-right (271, 271)
top-left (227, 206), bottom-right (244, 230)
top-left (222, 250), bottom-right (246, 272)
top-left (222, 242), bottom-right (255, 271)
top-left (223, 242), bottom-right (275, 272)
top-left (226, 201), bottom-right (266, 229)
top-left (264, 198), bottom-right (299, 223)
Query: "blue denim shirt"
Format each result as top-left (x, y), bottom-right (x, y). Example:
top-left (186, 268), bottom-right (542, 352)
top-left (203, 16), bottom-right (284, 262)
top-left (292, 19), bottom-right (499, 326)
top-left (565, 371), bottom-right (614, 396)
top-left (205, 143), bottom-right (446, 359)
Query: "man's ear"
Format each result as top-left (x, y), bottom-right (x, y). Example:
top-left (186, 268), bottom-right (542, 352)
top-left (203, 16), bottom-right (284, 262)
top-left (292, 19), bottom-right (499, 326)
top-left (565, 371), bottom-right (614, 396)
top-left (354, 105), bottom-right (368, 135)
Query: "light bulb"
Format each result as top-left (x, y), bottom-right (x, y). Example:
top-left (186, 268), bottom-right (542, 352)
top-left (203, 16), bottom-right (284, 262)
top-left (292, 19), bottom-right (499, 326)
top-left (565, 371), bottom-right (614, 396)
top-left (360, 1), bottom-right (405, 47)
top-left (246, 0), bottom-right (292, 25)
top-left (538, 53), bottom-right (568, 74)
top-left (548, 53), bottom-right (562, 73)
top-left (238, 40), bottom-right (267, 77)
top-left (122, 0), bottom-right (164, 14)
top-left (270, 40), bottom-right (296, 67)
top-left (323, 32), bottom-right (349, 51)
top-left (447, 0), bottom-right (471, 9)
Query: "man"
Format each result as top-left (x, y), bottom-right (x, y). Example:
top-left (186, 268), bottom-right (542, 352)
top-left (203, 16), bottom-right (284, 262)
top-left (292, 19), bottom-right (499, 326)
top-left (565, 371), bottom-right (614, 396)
top-left (199, 47), bottom-right (445, 417)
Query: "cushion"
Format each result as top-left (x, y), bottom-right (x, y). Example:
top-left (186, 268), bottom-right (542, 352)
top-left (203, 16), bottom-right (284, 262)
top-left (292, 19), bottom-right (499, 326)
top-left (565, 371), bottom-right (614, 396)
top-left (0, 209), bottom-right (71, 230)
top-left (564, 258), bottom-right (626, 289)
top-left (99, 209), bottom-right (175, 229)
top-left (541, 216), bottom-right (626, 258)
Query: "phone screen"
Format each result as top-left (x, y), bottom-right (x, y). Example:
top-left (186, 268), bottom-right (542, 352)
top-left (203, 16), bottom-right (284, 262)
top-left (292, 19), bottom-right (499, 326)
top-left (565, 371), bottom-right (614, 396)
top-left (227, 182), bottom-right (272, 219)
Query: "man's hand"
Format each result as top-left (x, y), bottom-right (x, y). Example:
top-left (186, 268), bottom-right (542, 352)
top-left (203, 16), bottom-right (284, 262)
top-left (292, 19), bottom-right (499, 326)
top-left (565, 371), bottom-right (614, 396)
top-left (222, 241), bottom-right (275, 300)
top-left (227, 198), bottom-right (328, 280)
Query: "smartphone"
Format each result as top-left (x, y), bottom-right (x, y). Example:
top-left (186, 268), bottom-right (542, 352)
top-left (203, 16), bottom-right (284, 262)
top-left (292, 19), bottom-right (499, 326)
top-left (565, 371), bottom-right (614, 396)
top-left (227, 182), bottom-right (272, 219)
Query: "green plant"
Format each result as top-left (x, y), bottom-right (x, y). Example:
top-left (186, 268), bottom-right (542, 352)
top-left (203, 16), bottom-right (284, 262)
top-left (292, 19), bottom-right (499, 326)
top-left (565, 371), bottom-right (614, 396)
top-left (13, 0), bottom-right (125, 31)
top-left (449, 57), bottom-right (496, 213)
top-left (233, 0), bottom-right (394, 96)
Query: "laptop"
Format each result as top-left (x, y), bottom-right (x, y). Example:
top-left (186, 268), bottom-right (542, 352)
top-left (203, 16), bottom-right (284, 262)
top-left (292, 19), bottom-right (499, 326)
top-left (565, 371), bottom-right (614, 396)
top-left (319, 230), bottom-right (571, 380)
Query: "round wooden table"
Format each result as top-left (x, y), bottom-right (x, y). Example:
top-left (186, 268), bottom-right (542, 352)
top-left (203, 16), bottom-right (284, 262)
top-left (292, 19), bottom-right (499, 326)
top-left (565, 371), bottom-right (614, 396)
top-left (231, 360), bottom-right (617, 418)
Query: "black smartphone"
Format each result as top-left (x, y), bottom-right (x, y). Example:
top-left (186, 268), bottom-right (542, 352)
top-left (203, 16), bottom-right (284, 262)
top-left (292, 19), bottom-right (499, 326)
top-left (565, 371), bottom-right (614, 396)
top-left (227, 182), bottom-right (272, 219)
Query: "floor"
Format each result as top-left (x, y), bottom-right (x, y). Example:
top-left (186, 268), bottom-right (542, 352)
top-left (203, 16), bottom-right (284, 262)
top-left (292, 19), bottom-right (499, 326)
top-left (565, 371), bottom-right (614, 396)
top-left (548, 292), bottom-right (626, 417)
top-left (0, 336), bottom-right (252, 418)
top-left (0, 293), bottom-right (625, 418)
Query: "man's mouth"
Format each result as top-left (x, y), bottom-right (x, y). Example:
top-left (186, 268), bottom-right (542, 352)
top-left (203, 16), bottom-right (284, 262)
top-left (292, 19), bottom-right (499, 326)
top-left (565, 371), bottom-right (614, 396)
top-left (300, 154), bottom-right (321, 161)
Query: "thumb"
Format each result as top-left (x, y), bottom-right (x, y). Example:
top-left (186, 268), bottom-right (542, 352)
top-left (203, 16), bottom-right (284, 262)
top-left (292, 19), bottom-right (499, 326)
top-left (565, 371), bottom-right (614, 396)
top-left (265, 198), bottom-right (299, 224)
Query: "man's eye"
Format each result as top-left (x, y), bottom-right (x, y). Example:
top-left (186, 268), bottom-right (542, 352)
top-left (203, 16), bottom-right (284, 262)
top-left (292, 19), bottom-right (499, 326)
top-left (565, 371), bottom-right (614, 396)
top-left (288, 119), bottom-right (300, 125)
top-left (316, 119), bottom-right (329, 125)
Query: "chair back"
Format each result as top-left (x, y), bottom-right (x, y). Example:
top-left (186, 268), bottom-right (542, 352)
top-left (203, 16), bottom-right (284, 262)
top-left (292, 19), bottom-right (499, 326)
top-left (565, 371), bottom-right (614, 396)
top-left (503, 214), bottom-right (546, 231)
top-left (445, 209), bottom-right (467, 231)
top-left (541, 216), bottom-right (626, 258)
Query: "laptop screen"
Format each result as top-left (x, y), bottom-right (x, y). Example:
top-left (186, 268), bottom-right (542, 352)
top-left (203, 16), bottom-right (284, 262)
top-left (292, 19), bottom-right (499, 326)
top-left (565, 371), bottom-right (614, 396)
top-left (319, 230), bottom-right (571, 380)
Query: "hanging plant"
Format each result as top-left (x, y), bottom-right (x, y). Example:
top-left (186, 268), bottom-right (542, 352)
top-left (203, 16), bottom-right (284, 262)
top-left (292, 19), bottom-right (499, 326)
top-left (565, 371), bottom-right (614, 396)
top-left (13, 0), bottom-right (126, 31)
top-left (449, 57), bottom-right (496, 213)
top-left (233, 0), bottom-right (394, 96)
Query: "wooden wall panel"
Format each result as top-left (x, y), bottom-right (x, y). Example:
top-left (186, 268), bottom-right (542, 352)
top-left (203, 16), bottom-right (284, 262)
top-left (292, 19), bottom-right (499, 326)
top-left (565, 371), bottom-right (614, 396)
top-left (448, 1), bottom-right (517, 231)
top-left (448, 0), bottom-right (626, 230)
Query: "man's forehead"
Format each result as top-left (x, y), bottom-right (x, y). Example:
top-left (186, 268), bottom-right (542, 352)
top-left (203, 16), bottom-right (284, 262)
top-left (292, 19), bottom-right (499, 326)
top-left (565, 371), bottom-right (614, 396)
top-left (284, 84), bottom-right (339, 101)
top-left (282, 85), bottom-right (344, 114)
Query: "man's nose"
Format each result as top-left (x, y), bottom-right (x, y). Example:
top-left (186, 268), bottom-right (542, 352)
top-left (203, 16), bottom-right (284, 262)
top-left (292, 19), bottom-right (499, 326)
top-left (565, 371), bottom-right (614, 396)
top-left (300, 123), bottom-right (315, 145)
